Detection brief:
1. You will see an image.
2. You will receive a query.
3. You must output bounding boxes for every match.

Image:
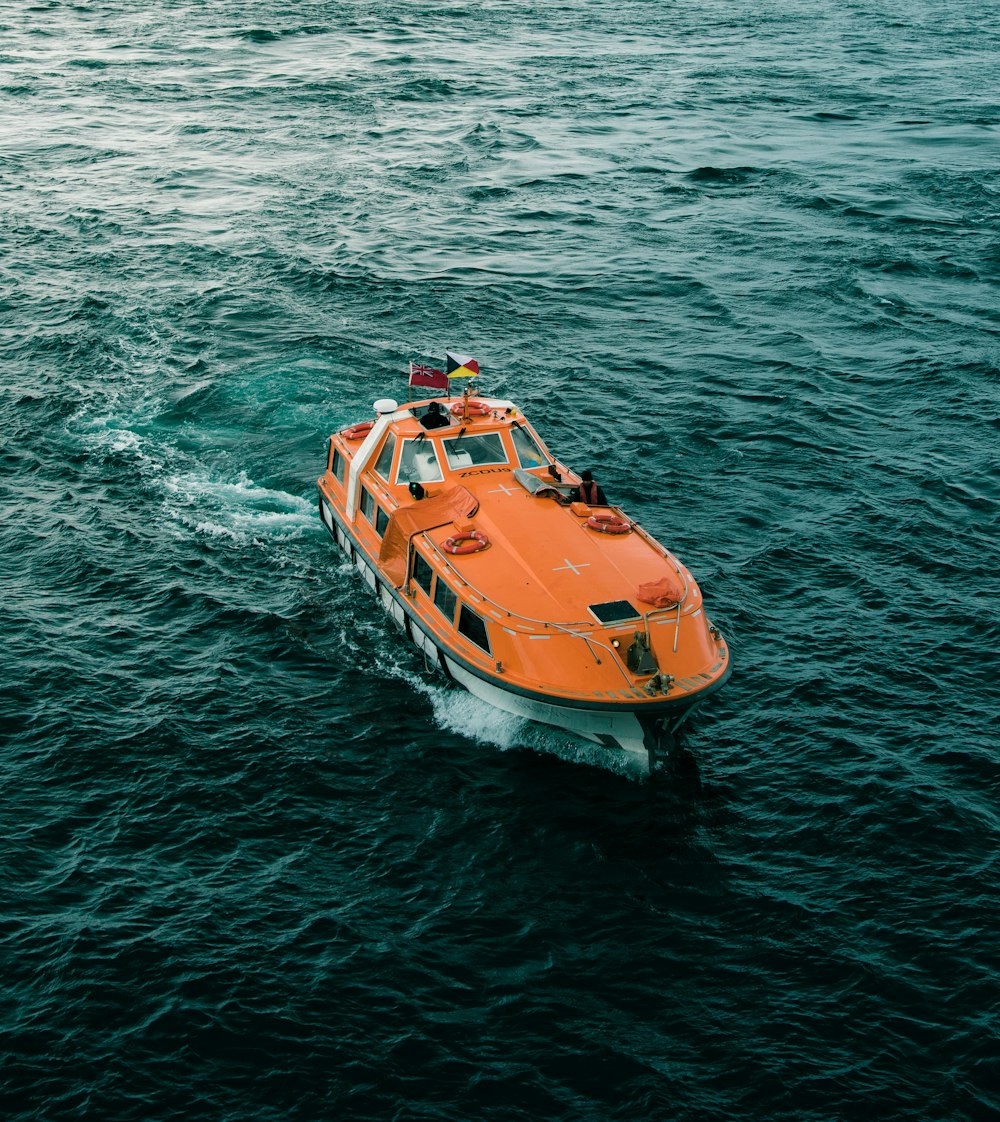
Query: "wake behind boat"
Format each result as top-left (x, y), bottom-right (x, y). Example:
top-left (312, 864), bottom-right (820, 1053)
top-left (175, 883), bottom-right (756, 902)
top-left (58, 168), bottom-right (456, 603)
top-left (317, 355), bottom-right (731, 774)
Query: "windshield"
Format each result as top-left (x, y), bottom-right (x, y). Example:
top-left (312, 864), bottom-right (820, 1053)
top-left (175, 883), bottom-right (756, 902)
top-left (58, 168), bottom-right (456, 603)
top-left (442, 433), bottom-right (507, 470)
top-left (510, 425), bottom-right (546, 469)
top-left (396, 438), bottom-right (444, 484)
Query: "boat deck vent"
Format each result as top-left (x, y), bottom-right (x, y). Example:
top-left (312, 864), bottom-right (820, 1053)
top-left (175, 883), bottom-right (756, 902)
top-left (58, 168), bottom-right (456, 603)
top-left (588, 600), bottom-right (641, 625)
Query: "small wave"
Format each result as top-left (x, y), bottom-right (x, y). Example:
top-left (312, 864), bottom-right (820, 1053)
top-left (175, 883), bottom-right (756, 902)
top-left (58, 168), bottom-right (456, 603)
top-left (686, 165), bottom-right (763, 185)
top-left (393, 77), bottom-right (456, 101)
top-left (394, 669), bottom-right (646, 780)
top-left (465, 185), bottom-right (516, 201)
top-left (237, 27), bottom-right (278, 42)
top-left (162, 470), bottom-right (316, 543)
top-left (807, 110), bottom-right (860, 121)
top-left (236, 26), bottom-right (329, 43)
top-left (82, 419), bottom-right (316, 545)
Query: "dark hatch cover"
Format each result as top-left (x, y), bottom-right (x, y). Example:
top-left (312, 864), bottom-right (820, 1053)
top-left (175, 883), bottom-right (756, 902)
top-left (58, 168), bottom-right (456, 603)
top-left (588, 600), bottom-right (641, 624)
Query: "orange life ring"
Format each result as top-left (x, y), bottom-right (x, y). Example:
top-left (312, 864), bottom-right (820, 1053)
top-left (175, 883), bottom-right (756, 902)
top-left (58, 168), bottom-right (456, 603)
top-left (343, 421), bottom-right (374, 440)
top-left (442, 530), bottom-right (490, 555)
top-left (450, 400), bottom-right (491, 417)
top-left (586, 513), bottom-right (631, 535)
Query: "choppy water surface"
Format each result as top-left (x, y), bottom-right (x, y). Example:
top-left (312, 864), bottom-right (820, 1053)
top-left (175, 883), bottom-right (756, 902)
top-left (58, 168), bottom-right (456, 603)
top-left (2, 2), bottom-right (999, 1118)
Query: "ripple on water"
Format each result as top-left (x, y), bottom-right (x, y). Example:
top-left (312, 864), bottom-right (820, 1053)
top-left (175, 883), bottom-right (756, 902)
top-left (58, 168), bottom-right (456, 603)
top-left (2, 1), bottom-right (1000, 1119)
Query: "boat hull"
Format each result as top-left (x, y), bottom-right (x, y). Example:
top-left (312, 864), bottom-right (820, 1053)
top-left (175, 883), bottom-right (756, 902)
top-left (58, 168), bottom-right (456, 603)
top-left (320, 496), bottom-right (726, 773)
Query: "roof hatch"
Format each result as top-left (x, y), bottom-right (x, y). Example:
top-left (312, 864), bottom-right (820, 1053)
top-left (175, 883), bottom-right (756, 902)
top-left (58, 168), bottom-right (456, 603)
top-left (588, 600), bottom-right (641, 625)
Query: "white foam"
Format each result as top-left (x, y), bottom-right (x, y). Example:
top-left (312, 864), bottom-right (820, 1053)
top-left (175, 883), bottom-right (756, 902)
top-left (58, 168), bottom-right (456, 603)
top-left (80, 417), bottom-right (316, 545)
top-left (391, 666), bottom-right (644, 779)
top-left (163, 470), bottom-right (316, 542)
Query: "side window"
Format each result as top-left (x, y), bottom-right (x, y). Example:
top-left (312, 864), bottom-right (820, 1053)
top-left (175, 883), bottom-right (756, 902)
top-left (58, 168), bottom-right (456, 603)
top-left (457, 605), bottom-right (491, 654)
top-left (361, 489), bottom-right (390, 537)
top-left (332, 446), bottom-right (345, 483)
top-left (373, 431), bottom-right (397, 481)
top-left (511, 425), bottom-right (546, 469)
top-left (412, 551), bottom-right (434, 596)
top-left (433, 577), bottom-right (457, 624)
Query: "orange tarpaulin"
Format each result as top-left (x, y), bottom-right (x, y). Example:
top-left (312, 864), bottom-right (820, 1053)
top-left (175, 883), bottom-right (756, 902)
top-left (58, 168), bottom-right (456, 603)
top-left (378, 485), bottom-right (480, 586)
top-left (637, 575), bottom-right (684, 607)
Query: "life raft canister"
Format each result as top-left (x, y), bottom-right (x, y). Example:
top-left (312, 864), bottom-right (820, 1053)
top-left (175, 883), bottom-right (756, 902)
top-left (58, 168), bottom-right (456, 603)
top-left (442, 529), bottom-right (490, 555)
top-left (450, 400), bottom-right (491, 417)
top-left (344, 421), bottom-right (374, 440)
top-left (585, 512), bottom-right (631, 535)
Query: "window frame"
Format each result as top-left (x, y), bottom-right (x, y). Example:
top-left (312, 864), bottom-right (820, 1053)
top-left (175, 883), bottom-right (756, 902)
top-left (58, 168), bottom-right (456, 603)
top-left (510, 425), bottom-right (547, 469)
top-left (412, 550), bottom-right (434, 596)
top-left (372, 431), bottom-right (397, 482)
top-left (433, 577), bottom-right (458, 624)
top-left (331, 445), bottom-right (346, 482)
top-left (360, 487), bottom-right (375, 524)
top-left (395, 437), bottom-right (445, 485)
top-left (441, 432), bottom-right (508, 471)
top-left (457, 604), bottom-right (491, 655)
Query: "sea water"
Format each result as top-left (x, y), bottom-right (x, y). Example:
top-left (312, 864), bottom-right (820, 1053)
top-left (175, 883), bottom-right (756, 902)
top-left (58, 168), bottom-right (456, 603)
top-left (2, 2), bottom-right (998, 1118)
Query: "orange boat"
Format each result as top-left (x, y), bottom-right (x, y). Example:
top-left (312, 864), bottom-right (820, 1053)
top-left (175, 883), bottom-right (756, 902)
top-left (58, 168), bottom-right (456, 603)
top-left (317, 381), bottom-right (730, 774)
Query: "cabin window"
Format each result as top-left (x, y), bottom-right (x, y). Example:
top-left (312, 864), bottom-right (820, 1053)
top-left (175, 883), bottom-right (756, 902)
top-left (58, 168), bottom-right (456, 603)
top-left (511, 425), bottom-right (546, 469)
top-left (396, 438), bottom-right (444, 485)
top-left (433, 577), bottom-right (457, 623)
top-left (457, 605), bottom-right (491, 654)
top-left (361, 488), bottom-right (390, 536)
top-left (331, 446), bottom-right (345, 483)
top-left (412, 551), bottom-right (434, 596)
top-left (442, 432), bottom-right (507, 471)
top-left (373, 431), bottom-right (397, 481)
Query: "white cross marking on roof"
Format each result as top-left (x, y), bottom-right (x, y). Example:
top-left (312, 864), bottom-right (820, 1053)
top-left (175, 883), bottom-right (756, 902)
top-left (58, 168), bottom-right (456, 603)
top-left (488, 484), bottom-right (517, 496)
top-left (553, 559), bottom-right (590, 575)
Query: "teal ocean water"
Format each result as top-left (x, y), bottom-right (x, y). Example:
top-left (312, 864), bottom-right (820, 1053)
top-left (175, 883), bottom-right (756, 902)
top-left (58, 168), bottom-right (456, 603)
top-left (2, 2), bottom-right (999, 1118)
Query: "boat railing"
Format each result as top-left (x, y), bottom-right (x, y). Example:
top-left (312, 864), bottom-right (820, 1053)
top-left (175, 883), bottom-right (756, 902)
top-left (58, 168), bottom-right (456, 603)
top-left (409, 493), bottom-right (696, 684)
top-left (426, 543), bottom-right (688, 690)
top-left (447, 555), bottom-right (688, 638)
top-left (539, 622), bottom-right (633, 687)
